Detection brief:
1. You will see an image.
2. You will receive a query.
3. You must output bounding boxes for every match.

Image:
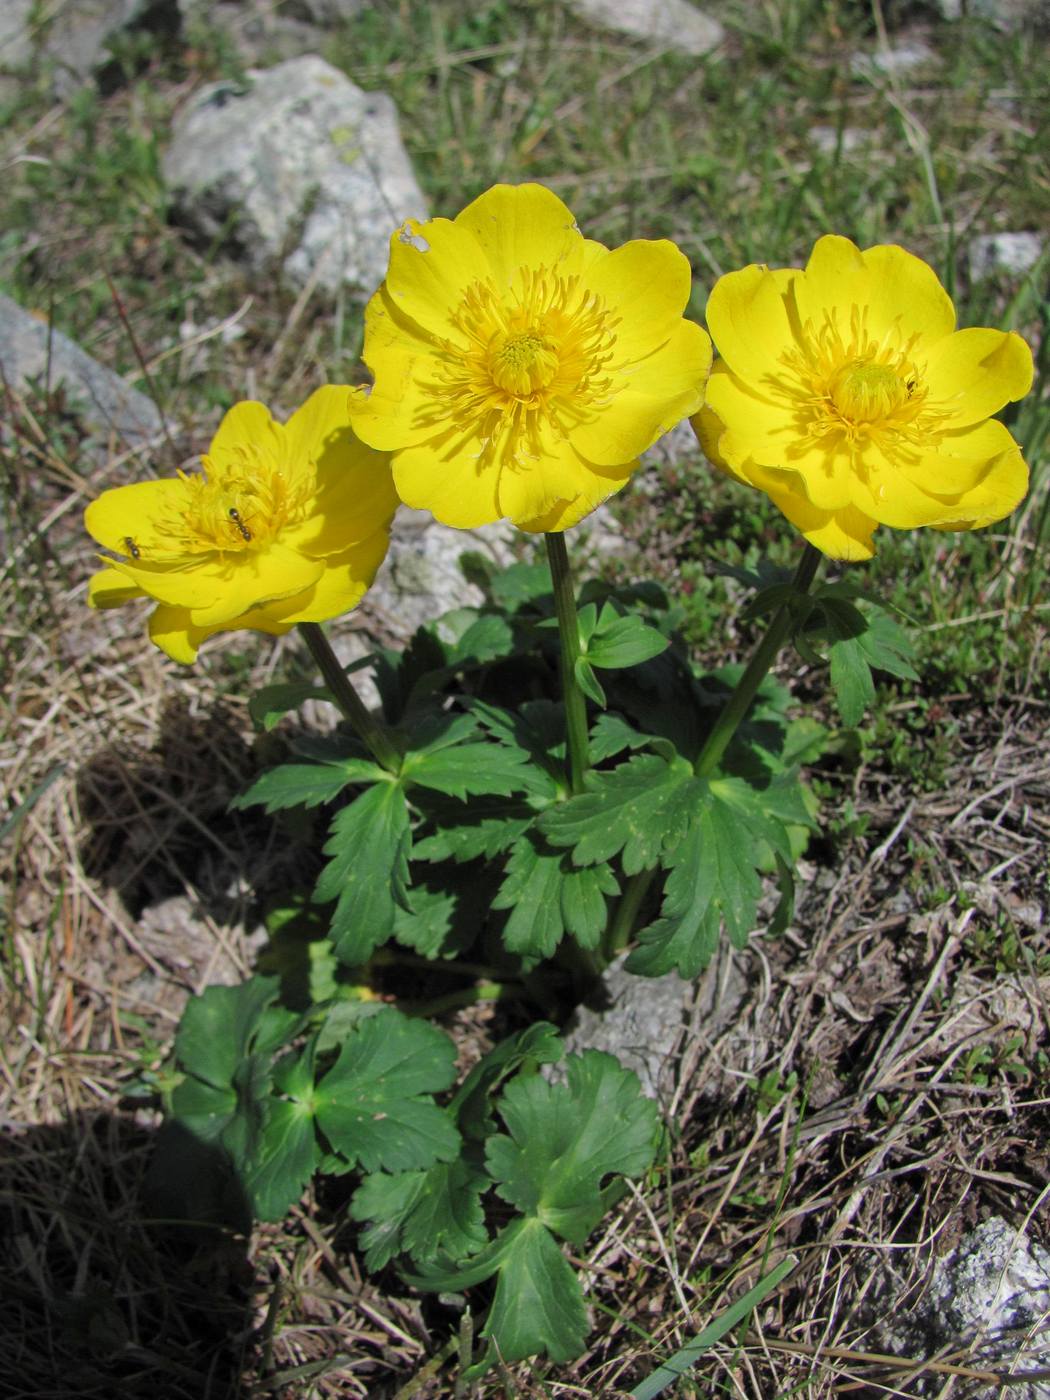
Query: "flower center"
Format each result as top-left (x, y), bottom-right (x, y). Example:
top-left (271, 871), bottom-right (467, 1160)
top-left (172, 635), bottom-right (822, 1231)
top-left (427, 266), bottom-right (620, 467)
top-left (144, 444), bottom-right (315, 561)
top-left (829, 359), bottom-right (910, 423)
top-left (490, 331), bottom-right (560, 395)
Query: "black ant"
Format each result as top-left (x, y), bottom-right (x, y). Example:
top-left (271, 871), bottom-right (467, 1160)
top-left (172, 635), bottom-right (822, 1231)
top-left (124, 536), bottom-right (141, 560)
top-left (228, 507), bottom-right (252, 542)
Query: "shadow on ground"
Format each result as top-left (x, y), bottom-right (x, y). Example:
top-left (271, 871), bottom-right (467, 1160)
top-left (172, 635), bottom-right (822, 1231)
top-left (0, 1110), bottom-right (256, 1400)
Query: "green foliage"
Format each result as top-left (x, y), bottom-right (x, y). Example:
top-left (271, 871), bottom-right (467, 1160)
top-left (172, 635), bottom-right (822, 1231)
top-left (360, 1039), bottom-right (660, 1370)
top-left (165, 980), bottom-right (461, 1223)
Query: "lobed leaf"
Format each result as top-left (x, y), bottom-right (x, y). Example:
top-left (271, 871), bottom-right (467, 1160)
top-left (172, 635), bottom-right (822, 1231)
top-left (538, 752), bottom-right (698, 874)
top-left (313, 780), bottom-right (411, 965)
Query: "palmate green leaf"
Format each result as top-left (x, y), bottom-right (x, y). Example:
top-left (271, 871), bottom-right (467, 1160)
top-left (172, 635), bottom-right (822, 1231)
top-left (574, 656), bottom-right (607, 708)
top-left (481, 1218), bottom-right (588, 1364)
top-left (538, 752), bottom-right (698, 874)
top-left (401, 742), bottom-right (532, 801)
top-left (313, 1009), bottom-right (460, 1173)
top-left (492, 833), bottom-right (620, 958)
top-left (810, 591), bottom-right (919, 726)
top-left (449, 1023), bottom-right (563, 1145)
top-left (485, 1051), bottom-right (658, 1245)
top-left (313, 780), bottom-right (411, 965)
top-left (241, 1098), bottom-right (318, 1222)
top-left (589, 712), bottom-right (654, 762)
top-left (350, 1158), bottom-right (489, 1271)
top-left (168, 977), bottom-right (306, 1220)
top-left (230, 757), bottom-right (385, 813)
top-left (413, 795), bottom-right (535, 863)
top-left (626, 777), bottom-right (803, 979)
top-left (248, 656), bottom-right (378, 731)
top-left (466, 698), bottom-right (566, 798)
top-left (586, 609), bottom-right (670, 670)
top-left (489, 560), bottom-right (553, 610)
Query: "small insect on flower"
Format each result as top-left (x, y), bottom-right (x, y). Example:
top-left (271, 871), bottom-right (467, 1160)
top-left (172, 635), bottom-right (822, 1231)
top-left (228, 507), bottom-right (252, 542)
top-left (83, 387), bottom-right (398, 663)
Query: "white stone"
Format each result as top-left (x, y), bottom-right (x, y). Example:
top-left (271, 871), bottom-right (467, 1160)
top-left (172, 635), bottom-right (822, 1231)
top-left (566, 0), bottom-right (723, 56)
top-left (0, 0), bottom-right (36, 71)
top-left (162, 55), bottom-right (428, 299)
top-left (968, 231), bottom-right (1045, 281)
top-left (878, 1217), bottom-right (1050, 1399)
top-left (850, 41), bottom-right (937, 78)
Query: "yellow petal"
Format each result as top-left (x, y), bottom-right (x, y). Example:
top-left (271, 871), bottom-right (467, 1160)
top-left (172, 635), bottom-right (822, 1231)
top-left (569, 320), bottom-right (711, 464)
top-left (355, 291), bottom-right (444, 452)
top-left (705, 263), bottom-right (799, 385)
top-left (383, 215), bottom-right (486, 342)
top-left (87, 564), bottom-right (145, 608)
top-left (392, 435), bottom-right (502, 528)
top-left (755, 472), bottom-right (878, 561)
top-left (186, 544), bottom-right (324, 627)
top-left (279, 532), bottom-right (391, 623)
top-left (496, 423), bottom-right (629, 530)
top-left (116, 557), bottom-right (231, 609)
top-left (860, 242), bottom-right (956, 347)
top-left (207, 401), bottom-right (284, 479)
top-left (584, 240), bottom-right (695, 361)
top-left (148, 604), bottom-right (203, 663)
top-left (923, 328), bottom-right (1034, 428)
top-left (85, 479), bottom-right (188, 554)
top-left (796, 237), bottom-right (956, 350)
top-left (454, 183), bottom-right (584, 286)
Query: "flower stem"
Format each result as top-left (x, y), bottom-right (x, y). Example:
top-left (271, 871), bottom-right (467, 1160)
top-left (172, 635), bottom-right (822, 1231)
top-left (298, 621), bottom-right (401, 773)
top-left (605, 867), bottom-right (657, 959)
top-left (693, 543), bottom-right (822, 780)
top-left (545, 532), bottom-right (590, 795)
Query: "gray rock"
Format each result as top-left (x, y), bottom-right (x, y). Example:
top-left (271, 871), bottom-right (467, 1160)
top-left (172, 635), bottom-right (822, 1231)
top-left (850, 41), bottom-right (937, 78)
top-left (162, 55), bottom-right (428, 299)
top-left (284, 0), bottom-right (367, 21)
top-left (301, 510), bottom-right (518, 727)
top-left (41, 0), bottom-right (174, 97)
top-left (560, 953), bottom-right (693, 1101)
top-left (968, 231), bottom-right (1046, 281)
top-left (878, 1217), bottom-right (1050, 1398)
top-left (566, 0), bottom-right (723, 56)
top-left (178, 1), bottom-right (323, 66)
top-left (560, 944), bottom-right (749, 1102)
top-left (0, 0), bottom-right (36, 72)
top-left (0, 293), bottom-right (167, 451)
top-left (365, 511), bottom-right (516, 640)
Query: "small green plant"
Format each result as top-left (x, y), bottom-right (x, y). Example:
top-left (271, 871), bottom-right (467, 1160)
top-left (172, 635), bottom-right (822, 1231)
top-left (85, 185), bottom-right (1035, 1376)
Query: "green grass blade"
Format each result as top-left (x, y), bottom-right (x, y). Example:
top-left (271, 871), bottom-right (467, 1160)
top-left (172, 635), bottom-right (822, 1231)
top-left (629, 1254), bottom-right (798, 1400)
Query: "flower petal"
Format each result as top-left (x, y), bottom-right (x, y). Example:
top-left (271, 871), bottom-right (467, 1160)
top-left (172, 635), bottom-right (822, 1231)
top-left (454, 183), bottom-right (584, 287)
top-left (87, 564), bottom-right (145, 608)
top-left (584, 240), bottom-right (696, 361)
top-left (279, 532), bottom-right (392, 623)
top-left (392, 435), bottom-right (502, 528)
top-left (186, 544), bottom-right (324, 627)
top-left (569, 320), bottom-right (711, 464)
top-left (923, 328), bottom-right (1034, 428)
top-left (84, 479), bottom-right (189, 555)
top-left (383, 216), bottom-right (487, 343)
top-left (705, 263), bottom-right (799, 385)
top-left (207, 401), bottom-right (284, 479)
top-left (497, 423), bottom-right (630, 531)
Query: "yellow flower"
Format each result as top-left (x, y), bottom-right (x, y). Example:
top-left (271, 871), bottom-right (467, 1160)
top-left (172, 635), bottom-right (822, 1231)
top-left (693, 235), bottom-right (1034, 560)
top-left (85, 388), bottom-right (398, 662)
top-left (351, 182), bottom-right (712, 533)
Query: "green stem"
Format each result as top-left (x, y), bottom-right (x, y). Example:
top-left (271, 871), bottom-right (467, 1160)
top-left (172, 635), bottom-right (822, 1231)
top-left (694, 543), bottom-right (822, 779)
top-left (545, 532), bottom-right (589, 795)
top-left (605, 867), bottom-right (657, 959)
top-left (298, 621), bottom-right (401, 773)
